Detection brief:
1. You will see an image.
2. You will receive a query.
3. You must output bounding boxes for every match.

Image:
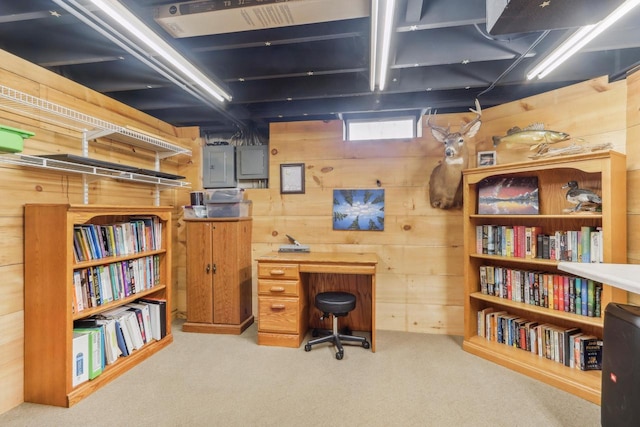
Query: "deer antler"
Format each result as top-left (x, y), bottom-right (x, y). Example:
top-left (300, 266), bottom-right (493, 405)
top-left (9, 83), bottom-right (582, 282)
top-left (461, 98), bottom-right (482, 135)
top-left (425, 108), bottom-right (450, 138)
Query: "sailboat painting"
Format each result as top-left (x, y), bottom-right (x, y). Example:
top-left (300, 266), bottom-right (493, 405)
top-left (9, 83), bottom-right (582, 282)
top-left (478, 177), bottom-right (539, 215)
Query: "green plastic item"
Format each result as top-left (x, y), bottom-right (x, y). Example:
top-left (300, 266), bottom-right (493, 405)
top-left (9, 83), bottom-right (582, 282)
top-left (0, 124), bottom-right (35, 153)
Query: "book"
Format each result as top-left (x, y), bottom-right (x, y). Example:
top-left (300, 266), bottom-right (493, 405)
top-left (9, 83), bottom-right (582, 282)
top-left (123, 310), bottom-right (144, 350)
top-left (72, 332), bottom-right (89, 387)
top-left (487, 311), bottom-right (507, 341)
top-left (582, 338), bottom-right (604, 371)
top-left (127, 304), bottom-right (150, 347)
top-left (578, 336), bottom-right (603, 370)
top-left (138, 297), bottom-right (167, 339)
top-left (575, 334), bottom-right (597, 370)
top-left (127, 303), bottom-right (152, 343)
top-left (477, 307), bottom-right (494, 337)
top-left (95, 318), bottom-right (122, 364)
top-left (72, 271), bottom-right (85, 313)
top-left (101, 306), bottom-right (136, 353)
top-left (561, 327), bottom-right (582, 367)
top-left (73, 327), bottom-right (104, 379)
top-left (113, 319), bottom-right (130, 357)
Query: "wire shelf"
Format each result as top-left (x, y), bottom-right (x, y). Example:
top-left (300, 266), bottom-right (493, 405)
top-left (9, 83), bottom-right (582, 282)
top-left (0, 154), bottom-right (191, 189)
top-left (0, 84), bottom-right (192, 157)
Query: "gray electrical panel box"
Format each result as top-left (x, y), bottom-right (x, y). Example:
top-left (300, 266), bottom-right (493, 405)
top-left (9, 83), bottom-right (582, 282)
top-left (203, 145), bottom-right (236, 188)
top-left (236, 145), bottom-right (268, 180)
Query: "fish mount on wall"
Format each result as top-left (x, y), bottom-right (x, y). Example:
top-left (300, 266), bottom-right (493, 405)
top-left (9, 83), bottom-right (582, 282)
top-left (492, 123), bottom-right (614, 160)
top-left (492, 123), bottom-right (570, 153)
top-left (427, 99), bottom-right (482, 210)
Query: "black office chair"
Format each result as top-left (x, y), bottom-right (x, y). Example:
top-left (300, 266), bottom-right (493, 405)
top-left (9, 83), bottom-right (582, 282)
top-left (304, 291), bottom-right (370, 360)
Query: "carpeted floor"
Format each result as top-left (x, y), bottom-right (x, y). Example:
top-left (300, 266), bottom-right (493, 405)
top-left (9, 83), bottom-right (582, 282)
top-left (0, 320), bottom-right (601, 427)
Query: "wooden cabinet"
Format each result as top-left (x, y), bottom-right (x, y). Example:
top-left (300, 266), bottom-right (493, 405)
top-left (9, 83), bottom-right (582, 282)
top-left (256, 262), bottom-right (308, 348)
top-left (183, 218), bottom-right (253, 334)
top-left (24, 204), bottom-right (173, 407)
top-left (462, 151), bottom-right (627, 404)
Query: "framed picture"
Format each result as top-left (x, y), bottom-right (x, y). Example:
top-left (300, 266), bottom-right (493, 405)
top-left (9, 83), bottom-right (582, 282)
top-left (478, 176), bottom-right (539, 215)
top-left (477, 150), bottom-right (497, 167)
top-left (333, 189), bottom-right (385, 231)
top-left (280, 163), bottom-right (305, 194)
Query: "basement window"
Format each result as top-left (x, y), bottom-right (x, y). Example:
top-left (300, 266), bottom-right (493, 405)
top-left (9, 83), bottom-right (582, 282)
top-left (344, 115), bottom-right (421, 141)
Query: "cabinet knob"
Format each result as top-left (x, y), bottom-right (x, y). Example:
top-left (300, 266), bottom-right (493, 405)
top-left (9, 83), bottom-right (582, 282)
top-left (271, 304), bottom-right (286, 310)
top-left (206, 264), bottom-right (211, 273)
top-left (270, 286), bottom-right (285, 292)
top-left (270, 269), bottom-right (285, 276)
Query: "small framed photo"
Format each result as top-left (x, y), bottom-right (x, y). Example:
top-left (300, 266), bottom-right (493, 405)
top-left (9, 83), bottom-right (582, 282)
top-left (477, 150), bottom-right (497, 167)
top-left (280, 163), bottom-right (305, 194)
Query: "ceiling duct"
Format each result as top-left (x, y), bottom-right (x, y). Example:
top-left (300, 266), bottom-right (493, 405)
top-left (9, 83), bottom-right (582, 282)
top-left (486, 0), bottom-right (627, 35)
top-left (154, 0), bottom-right (370, 38)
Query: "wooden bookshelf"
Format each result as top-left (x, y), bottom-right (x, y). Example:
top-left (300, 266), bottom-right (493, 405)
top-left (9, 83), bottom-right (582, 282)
top-left (462, 151), bottom-right (627, 404)
top-left (24, 204), bottom-right (173, 407)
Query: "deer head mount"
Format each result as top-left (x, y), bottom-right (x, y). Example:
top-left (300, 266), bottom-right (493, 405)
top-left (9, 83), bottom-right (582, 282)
top-left (427, 100), bottom-right (482, 209)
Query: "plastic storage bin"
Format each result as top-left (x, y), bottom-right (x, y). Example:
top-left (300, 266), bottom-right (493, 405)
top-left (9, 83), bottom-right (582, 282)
top-left (204, 188), bottom-right (244, 203)
top-left (0, 124), bottom-right (35, 153)
top-left (206, 201), bottom-right (252, 218)
top-left (183, 205), bottom-right (207, 219)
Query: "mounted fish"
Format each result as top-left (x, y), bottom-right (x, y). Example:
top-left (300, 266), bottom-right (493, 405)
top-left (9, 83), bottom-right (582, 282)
top-left (427, 99), bottom-right (482, 209)
top-left (492, 123), bottom-right (569, 151)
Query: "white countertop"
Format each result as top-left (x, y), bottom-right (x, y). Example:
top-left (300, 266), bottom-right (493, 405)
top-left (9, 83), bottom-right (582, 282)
top-left (558, 262), bottom-right (640, 294)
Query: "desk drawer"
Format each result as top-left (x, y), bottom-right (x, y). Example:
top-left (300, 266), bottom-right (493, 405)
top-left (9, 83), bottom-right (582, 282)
top-left (258, 263), bottom-right (299, 280)
top-left (258, 297), bottom-right (299, 334)
top-left (258, 279), bottom-right (299, 297)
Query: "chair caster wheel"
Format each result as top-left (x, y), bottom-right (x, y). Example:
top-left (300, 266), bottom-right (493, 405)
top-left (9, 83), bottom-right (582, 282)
top-left (336, 351), bottom-right (344, 360)
top-left (312, 329), bottom-right (319, 337)
top-left (304, 344), bottom-right (312, 352)
top-left (362, 341), bottom-right (370, 349)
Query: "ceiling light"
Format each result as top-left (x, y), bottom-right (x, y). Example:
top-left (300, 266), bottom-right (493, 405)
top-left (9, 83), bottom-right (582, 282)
top-left (370, 0), bottom-right (396, 92)
top-left (527, 0), bottom-right (640, 80)
top-left (90, 0), bottom-right (232, 102)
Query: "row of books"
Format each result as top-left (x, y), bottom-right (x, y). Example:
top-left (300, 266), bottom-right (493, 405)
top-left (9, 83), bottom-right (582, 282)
top-left (477, 307), bottom-right (603, 371)
top-left (72, 298), bottom-right (167, 387)
top-left (73, 217), bottom-right (163, 263)
top-left (479, 265), bottom-right (603, 318)
top-left (476, 225), bottom-right (603, 263)
top-left (72, 255), bottom-right (160, 313)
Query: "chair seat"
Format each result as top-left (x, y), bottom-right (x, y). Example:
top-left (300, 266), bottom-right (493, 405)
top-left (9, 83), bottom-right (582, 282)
top-left (315, 291), bottom-right (356, 315)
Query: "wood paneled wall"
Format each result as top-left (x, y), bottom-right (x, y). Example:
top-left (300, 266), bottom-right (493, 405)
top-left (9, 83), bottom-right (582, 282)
top-left (244, 75), bottom-right (636, 337)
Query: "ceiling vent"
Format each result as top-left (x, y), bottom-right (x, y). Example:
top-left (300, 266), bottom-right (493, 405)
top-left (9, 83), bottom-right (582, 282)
top-left (486, 0), bottom-right (626, 35)
top-left (154, 0), bottom-right (370, 38)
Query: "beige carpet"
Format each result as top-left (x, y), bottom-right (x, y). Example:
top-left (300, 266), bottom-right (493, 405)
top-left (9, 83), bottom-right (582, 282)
top-left (0, 320), bottom-right (600, 427)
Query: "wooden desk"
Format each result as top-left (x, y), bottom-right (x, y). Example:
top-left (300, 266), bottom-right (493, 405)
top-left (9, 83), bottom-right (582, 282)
top-left (256, 252), bottom-right (378, 352)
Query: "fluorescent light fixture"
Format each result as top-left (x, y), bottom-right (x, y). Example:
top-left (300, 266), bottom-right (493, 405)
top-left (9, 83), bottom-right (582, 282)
top-left (527, 0), bottom-right (640, 80)
top-left (91, 0), bottom-right (232, 102)
top-left (369, 0), bottom-right (379, 91)
top-left (370, 0), bottom-right (396, 91)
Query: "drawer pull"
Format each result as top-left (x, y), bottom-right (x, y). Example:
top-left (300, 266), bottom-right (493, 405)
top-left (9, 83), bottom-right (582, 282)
top-left (271, 304), bottom-right (286, 310)
top-left (270, 286), bottom-right (286, 292)
top-left (270, 269), bottom-right (285, 276)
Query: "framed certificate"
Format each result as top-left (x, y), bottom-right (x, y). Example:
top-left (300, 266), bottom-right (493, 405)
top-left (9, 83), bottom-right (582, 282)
top-left (280, 163), bottom-right (305, 194)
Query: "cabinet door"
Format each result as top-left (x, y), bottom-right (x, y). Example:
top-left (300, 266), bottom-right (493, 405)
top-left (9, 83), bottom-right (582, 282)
top-left (186, 222), bottom-right (214, 323)
top-left (211, 222), bottom-right (240, 324)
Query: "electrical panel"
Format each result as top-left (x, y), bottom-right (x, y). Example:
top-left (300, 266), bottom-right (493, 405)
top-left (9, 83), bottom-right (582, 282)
top-left (203, 145), bottom-right (236, 188)
top-left (236, 145), bottom-right (268, 180)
